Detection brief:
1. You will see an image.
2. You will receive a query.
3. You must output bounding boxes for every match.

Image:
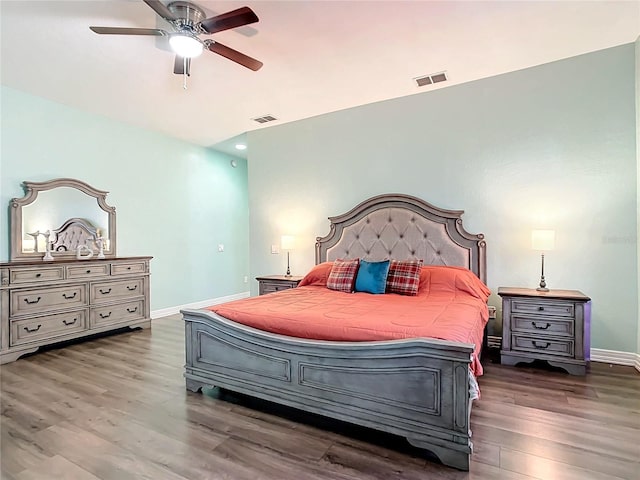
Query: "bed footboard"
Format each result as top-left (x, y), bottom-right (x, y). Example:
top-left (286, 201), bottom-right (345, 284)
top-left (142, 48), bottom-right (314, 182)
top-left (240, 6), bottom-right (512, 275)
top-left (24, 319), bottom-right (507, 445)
top-left (182, 308), bottom-right (475, 471)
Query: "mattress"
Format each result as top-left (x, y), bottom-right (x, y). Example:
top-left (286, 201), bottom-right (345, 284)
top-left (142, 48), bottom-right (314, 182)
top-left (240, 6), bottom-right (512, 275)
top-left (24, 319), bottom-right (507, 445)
top-left (210, 265), bottom-right (490, 376)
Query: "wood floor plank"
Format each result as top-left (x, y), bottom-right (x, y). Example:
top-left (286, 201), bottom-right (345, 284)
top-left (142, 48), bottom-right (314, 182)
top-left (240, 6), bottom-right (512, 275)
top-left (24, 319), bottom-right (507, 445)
top-left (13, 455), bottom-right (101, 480)
top-left (2, 314), bottom-right (638, 480)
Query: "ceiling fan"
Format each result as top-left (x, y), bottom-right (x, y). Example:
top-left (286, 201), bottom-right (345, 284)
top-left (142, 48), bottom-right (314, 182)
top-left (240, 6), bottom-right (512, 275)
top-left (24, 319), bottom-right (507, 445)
top-left (90, 0), bottom-right (263, 78)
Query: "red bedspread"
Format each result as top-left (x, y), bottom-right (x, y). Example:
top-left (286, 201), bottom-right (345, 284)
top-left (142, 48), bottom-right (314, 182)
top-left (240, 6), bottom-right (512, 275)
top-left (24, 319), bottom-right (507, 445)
top-left (209, 265), bottom-right (490, 376)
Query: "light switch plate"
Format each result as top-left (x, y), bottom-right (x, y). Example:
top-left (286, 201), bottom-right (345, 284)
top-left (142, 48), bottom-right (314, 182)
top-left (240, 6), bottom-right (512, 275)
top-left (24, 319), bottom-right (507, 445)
top-left (218, 244), bottom-right (224, 252)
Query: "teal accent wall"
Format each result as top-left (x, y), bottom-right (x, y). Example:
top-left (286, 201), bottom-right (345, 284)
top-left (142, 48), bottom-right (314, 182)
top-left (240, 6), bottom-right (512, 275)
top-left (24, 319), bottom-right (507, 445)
top-left (1, 86), bottom-right (249, 311)
top-left (247, 44), bottom-right (638, 354)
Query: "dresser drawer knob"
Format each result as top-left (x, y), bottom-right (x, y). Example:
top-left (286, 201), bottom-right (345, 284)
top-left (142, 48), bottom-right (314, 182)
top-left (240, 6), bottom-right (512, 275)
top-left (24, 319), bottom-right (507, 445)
top-left (538, 306), bottom-right (545, 311)
top-left (99, 312), bottom-right (112, 319)
top-left (99, 288), bottom-right (112, 295)
top-left (127, 307), bottom-right (138, 313)
top-left (63, 318), bottom-right (78, 326)
top-left (35, 273), bottom-right (42, 278)
top-left (126, 285), bottom-right (138, 291)
top-left (63, 292), bottom-right (77, 300)
top-left (24, 324), bottom-right (42, 333)
top-left (532, 322), bottom-right (551, 330)
top-left (532, 341), bottom-right (551, 349)
top-left (86, 269), bottom-right (91, 274)
top-left (24, 296), bottom-right (41, 305)
top-left (127, 266), bottom-right (132, 270)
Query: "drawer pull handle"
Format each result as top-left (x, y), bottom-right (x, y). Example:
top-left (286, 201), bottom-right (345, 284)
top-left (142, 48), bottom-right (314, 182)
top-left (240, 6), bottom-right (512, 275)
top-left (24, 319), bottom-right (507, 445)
top-left (127, 267), bottom-right (132, 270)
top-left (532, 341), bottom-right (551, 349)
top-left (24, 324), bottom-right (42, 333)
top-left (126, 285), bottom-right (137, 291)
top-left (100, 312), bottom-right (112, 319)
top-left (63, 292), bottom-right (77, 300)
top-left (127, 307), bottom-right (138, 313)
top-left (99, 288), bottom-right (112, 295)
top-left (24, 296), bottom-right (41, 305)
top-left (538, 306), bottom-right (545, 311)
top-left (35, 273), bottom-right (42, 278)
top-left (532, 322), bottom-right (551, 330)
top-left (86, 269), bottom-right (91, 274)
top-left (63, 318), bottom-right (78, 326)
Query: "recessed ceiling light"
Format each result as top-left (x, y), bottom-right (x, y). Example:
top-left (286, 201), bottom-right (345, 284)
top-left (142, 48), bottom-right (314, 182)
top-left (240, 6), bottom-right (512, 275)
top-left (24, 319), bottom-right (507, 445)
top-left (235, 144), bottom-right (247, 150)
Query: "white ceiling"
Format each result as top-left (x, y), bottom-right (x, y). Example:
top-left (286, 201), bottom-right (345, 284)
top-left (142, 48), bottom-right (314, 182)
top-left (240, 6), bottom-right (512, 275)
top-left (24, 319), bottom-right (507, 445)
top-left (1, 0), bottom-right (638, 158)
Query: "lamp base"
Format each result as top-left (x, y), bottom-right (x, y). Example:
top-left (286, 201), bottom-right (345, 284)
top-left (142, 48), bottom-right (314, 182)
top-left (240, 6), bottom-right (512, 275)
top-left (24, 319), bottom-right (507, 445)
top-left (536, 287), bottom-right (549, 292)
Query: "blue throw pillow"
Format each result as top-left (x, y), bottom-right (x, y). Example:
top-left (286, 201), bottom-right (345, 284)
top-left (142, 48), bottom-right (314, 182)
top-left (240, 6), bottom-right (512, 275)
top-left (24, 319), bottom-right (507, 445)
top-left (355, 259), bottom-right (391, 294)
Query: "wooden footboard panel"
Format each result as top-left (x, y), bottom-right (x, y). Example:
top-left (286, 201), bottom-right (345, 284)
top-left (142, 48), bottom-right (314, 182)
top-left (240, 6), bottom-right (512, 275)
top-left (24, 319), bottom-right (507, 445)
top-left (182, 308), bottom-right (475, 470)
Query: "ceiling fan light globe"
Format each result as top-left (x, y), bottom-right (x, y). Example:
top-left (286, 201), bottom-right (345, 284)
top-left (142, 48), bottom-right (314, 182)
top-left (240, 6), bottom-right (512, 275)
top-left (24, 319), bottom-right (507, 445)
top-left (169, 34), bottom-right (203, 58)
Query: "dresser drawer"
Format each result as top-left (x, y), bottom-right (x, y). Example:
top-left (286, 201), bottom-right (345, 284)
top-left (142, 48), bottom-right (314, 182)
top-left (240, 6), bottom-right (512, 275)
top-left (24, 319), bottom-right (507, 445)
top-left (111, 261), bottom-right (147, 276)
top-left (90, 278), bottom-right (144, 303)
top-left (10, 310), bottom-right (87, 346)
top-left (511, 299), bottom-right (575, 318)
top-left (90, 299), bottom-right (144, 328)
top-left (511, 315), bottom-right (574, 337)
top-left (9, 266), bottom-right (65, 285)
top-left (10, 284), bottom-right (87, 316)
top-left (66, 264), bottom-right (110, 279)
top-left (511, 334), bottom-right (574, 357)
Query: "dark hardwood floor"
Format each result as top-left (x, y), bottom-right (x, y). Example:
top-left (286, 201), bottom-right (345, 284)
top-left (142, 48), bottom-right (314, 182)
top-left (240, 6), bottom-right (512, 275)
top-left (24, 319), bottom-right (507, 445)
top-left (1, 314), bottom-right (639, 479)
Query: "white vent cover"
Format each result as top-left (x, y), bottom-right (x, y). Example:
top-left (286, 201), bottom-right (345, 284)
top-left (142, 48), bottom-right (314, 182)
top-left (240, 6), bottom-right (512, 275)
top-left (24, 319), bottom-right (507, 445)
top-left (414, 71), bottom-right (448, 87)
top-left (252, 114), bottom-right (278, 124)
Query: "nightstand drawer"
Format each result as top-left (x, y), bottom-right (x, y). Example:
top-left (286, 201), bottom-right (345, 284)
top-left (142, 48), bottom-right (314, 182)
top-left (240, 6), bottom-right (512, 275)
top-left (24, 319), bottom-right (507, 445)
top-left (511, 315), bottom-right (574, 337)
top-left (260, 282), bottom-right (295, 294)
top-left (511, 299), bottom-right (574, 318)
top-left (511, 334), bottom-right (574, 357)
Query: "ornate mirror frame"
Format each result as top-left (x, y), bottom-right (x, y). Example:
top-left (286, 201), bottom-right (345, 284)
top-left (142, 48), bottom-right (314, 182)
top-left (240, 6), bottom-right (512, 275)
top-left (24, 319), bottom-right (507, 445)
top-left (10, 178), bottom-right (117, 262)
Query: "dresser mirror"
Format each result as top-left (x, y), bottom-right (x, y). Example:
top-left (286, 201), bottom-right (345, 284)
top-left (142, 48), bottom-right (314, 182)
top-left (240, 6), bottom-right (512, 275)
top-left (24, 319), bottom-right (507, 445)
top-left (10, 178), bottom-right (117, 261)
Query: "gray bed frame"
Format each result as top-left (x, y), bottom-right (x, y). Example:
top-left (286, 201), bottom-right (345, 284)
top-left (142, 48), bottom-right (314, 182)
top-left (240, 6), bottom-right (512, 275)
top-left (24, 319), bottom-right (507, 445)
top-left (182, 193), bottom-right (487, 470)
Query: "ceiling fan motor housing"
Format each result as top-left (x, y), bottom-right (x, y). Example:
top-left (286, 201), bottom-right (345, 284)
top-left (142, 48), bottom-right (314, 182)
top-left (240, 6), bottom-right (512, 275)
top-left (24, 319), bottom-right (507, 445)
top-left (168, 1), bottom-right (206, 32)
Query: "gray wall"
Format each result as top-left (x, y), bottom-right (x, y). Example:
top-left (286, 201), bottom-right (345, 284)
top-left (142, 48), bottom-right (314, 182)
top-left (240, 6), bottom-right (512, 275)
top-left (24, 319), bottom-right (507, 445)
top-left (1, 87), bottom-right (250, 311)
top-left (247, 44), bottom-right (638, 354)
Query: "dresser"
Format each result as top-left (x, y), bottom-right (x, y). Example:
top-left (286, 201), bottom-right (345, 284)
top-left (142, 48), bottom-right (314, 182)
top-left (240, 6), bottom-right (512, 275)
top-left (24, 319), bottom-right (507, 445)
top-left (0, 256), bottom-right (151, 364)
top-left (499, 287), bottom-right (590, 375)
top-left (256, 275), bottom-right (303, 295)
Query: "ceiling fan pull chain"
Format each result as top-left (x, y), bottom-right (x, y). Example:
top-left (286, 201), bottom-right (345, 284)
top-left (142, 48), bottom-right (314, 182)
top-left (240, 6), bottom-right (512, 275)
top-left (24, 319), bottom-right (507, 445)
top-left (183, 57), bottom-right (188, 90)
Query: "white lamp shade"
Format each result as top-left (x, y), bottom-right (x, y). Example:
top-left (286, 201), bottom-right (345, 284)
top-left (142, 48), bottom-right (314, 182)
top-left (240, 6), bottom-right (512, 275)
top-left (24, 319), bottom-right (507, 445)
top-left (169, 34), bottom-right (203, 58)
top-left (281, 235), bottom-right (295, 251)
top-left (531, 230), bottom-right (555, 251)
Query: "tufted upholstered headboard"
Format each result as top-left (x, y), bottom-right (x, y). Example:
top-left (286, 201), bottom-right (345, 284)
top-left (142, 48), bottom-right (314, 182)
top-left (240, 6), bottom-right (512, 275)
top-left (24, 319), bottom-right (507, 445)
top-left (315, 194), bottom-right (487, 284)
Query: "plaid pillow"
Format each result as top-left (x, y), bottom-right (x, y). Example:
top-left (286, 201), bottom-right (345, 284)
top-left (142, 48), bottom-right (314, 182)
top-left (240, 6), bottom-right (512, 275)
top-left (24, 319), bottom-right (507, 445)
top-left (327, 259), bottom-right (360, 293)
top-left (386, 259), bottom-right (423, 296)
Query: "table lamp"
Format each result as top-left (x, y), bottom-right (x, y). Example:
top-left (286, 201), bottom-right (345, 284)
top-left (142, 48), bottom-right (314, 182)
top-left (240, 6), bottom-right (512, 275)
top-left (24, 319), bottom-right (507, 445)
top-left (281, 235), bottom-right (295, 277)
top-left (531, 229), bottom-right (555, 292)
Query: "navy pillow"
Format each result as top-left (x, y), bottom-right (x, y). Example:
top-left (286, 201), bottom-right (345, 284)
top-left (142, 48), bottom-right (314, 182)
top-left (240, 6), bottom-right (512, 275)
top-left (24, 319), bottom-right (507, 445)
top-left (355, 259), bottom-right (391, 294)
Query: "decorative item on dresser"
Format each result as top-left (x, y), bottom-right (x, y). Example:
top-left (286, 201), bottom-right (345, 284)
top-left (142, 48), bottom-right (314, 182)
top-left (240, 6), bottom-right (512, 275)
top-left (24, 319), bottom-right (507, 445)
top-left (531, 229), bottom-right (555, 292)
top-left (499, 287), bottom-right (591, 375)
top-left (256, 275), bottom-right (303, 295)
top-left (0, 178), bottom-right (152, 364)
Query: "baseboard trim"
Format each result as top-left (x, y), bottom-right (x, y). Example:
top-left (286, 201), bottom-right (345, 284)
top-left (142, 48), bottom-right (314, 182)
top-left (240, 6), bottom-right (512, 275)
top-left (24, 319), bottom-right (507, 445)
top-left (590, 348), bottom-right (640, 372)
top-left (151, 292), bottom-right (250, 319)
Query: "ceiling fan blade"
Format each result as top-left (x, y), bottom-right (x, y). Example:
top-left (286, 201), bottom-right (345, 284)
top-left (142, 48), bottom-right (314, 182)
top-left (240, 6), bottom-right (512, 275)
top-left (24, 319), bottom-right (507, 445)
top-left (142, 0), bottom-right (178, 21)
top-left (90, 26), bottom-right (167, 36)
top-left (207, 42), bottom-right (262, 71)
top-left (200, 7), bottom-right (259, 34)
top-left (174, 56), bottom-right (191, 76)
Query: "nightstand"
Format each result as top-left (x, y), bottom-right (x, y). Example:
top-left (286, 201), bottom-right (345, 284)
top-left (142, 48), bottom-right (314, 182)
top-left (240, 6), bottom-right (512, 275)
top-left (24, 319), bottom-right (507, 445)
top-left (256, 275), bottom-right (303, 295)
top-left (499, 287), bottom-right (591, 375)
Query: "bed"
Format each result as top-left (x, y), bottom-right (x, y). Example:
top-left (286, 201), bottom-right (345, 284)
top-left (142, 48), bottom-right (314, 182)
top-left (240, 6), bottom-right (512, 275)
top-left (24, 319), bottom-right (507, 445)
top-left (181, 193), bottom-right (488, 470)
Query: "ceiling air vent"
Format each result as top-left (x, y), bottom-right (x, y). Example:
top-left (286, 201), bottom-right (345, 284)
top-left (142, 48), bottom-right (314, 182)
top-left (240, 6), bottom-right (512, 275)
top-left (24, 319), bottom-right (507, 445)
top-left (252, 114), bottom-right (278, 124)
top-left (414, 71), bottom-right (448, 88)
